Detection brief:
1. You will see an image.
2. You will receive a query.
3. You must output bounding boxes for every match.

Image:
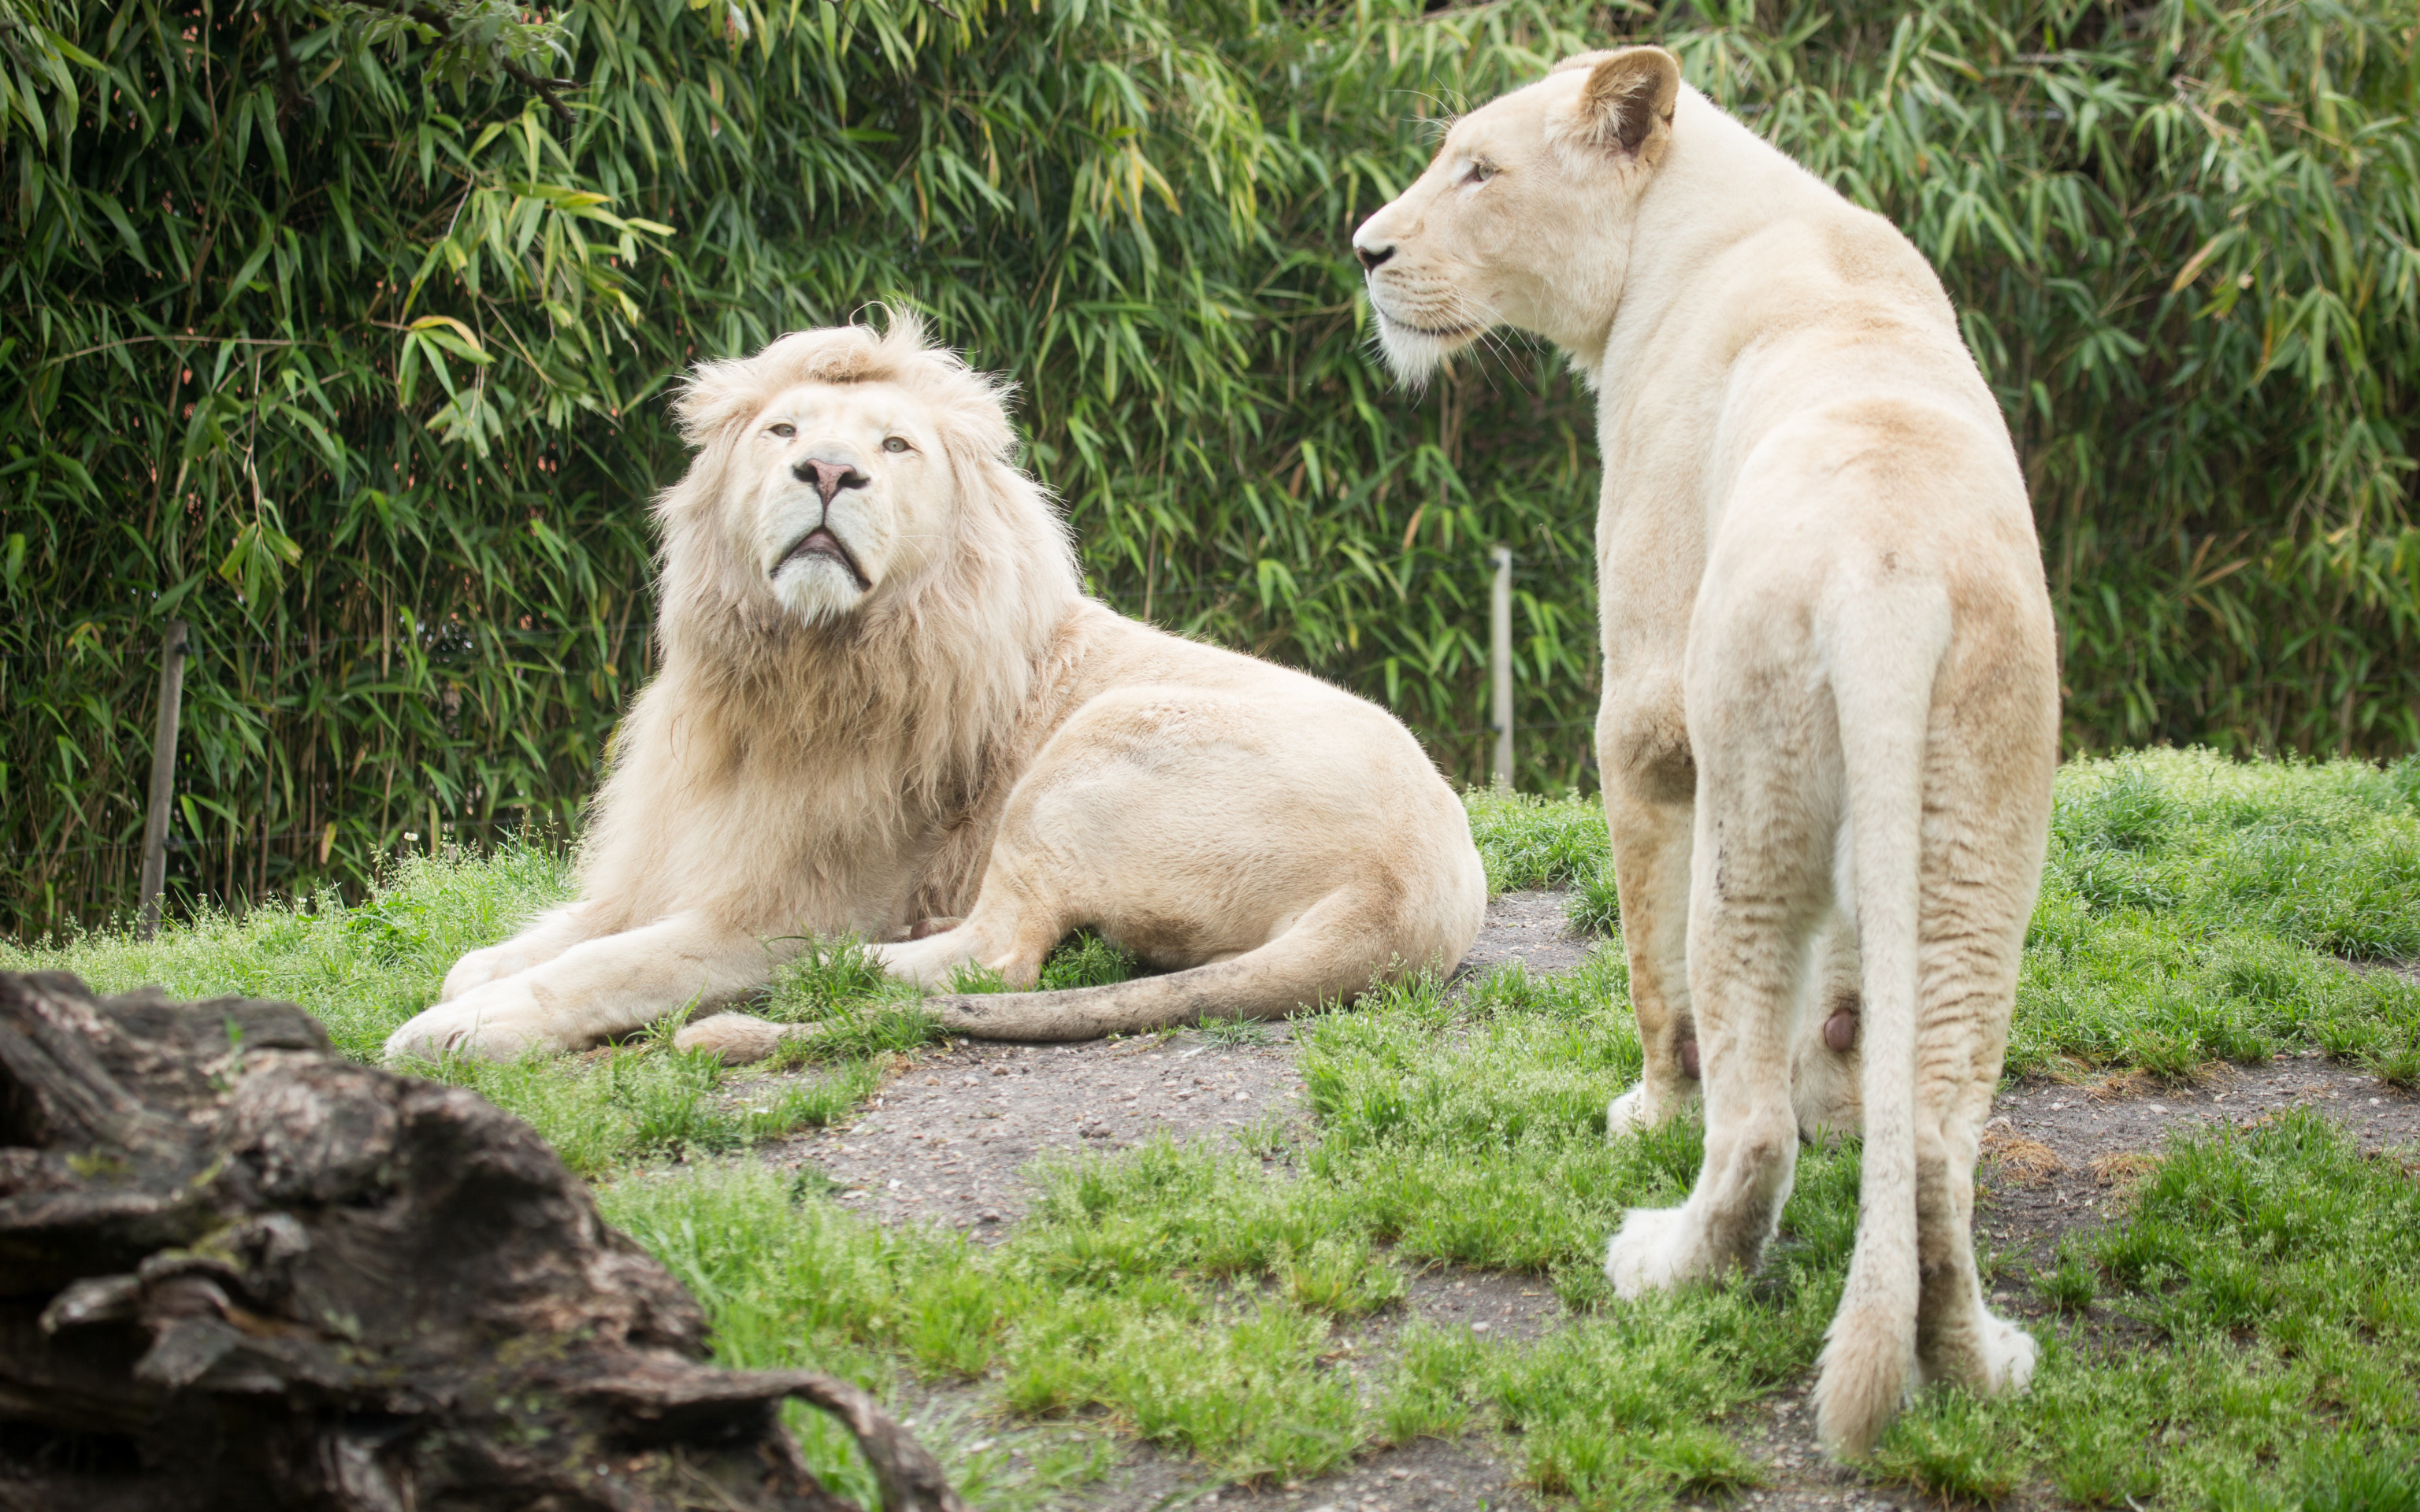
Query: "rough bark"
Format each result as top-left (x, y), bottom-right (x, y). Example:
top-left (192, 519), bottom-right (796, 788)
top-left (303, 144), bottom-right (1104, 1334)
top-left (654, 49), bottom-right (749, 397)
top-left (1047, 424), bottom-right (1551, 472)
top-left (0, 970), bottom-right (963, 1512)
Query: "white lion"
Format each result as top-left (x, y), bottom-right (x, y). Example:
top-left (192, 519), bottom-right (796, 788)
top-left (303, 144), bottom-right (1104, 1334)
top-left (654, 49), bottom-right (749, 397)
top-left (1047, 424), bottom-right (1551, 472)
top-left (382, 318), bottom-right (1486, 1066)
top-left (1352, 48), bottom-right (2058, 1456)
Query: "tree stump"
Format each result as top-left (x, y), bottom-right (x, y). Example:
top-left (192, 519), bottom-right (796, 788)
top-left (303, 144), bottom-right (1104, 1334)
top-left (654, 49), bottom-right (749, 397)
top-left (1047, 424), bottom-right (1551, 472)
top-left (0, 971), bottom-right (964, 1512)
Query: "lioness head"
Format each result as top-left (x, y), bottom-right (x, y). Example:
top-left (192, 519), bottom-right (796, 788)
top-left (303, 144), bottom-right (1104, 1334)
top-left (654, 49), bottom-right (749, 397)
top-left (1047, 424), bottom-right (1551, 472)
top-left (1352, 46), bottom-right (1680, 382)
top-left (656, 316), bottom-right (1072, 641)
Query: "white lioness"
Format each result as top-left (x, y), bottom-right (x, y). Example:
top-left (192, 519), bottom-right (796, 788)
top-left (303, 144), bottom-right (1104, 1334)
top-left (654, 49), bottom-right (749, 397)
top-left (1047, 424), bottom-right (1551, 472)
top-left (381, 319), bottom-right (1485, 1065)
top-left (1353, 49), bottom-right (2058, 1455)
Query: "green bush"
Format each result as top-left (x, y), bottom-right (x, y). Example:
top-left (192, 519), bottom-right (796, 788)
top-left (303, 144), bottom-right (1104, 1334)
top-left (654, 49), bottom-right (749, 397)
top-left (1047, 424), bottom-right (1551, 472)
top-left (6, 0), bottom-right (2416, 939)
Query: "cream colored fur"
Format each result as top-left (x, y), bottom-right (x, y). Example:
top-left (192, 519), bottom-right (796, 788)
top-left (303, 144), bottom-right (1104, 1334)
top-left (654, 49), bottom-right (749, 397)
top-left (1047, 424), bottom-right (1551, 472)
top-left (1353, 48), bottom-right (2058, 1456)
top-left (383, 319), bottom-right (1485, 1066)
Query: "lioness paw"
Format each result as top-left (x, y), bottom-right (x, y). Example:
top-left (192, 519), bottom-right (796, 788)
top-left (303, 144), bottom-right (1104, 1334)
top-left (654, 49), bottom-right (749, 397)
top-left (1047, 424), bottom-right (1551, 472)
top-left (1977, 1313), bottom-right (2038, 1395)
top-left (1607, 1081), bottom-right (1694, 1139)
top-left (1607, 1087), bottom-right (1653, 1138)
top-left (1605, 1206), bottom-right (1699, 1297)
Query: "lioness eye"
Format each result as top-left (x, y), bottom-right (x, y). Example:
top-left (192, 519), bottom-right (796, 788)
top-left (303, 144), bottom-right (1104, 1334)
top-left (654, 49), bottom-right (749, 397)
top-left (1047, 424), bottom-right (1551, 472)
top-left (1464, 160), bottom-right (1494, 185)
top-left (768, 422), bottom-right (795, 439)
top-left (883, 436), bottom-right (910, 454)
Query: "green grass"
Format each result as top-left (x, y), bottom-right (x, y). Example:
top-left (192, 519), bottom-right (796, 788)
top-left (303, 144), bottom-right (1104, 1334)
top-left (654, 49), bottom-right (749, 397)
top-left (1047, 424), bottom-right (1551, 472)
top-left (8, 750), bottom-right (2418, 1506)
top-left (599, 965), bottom-right (2419, 1510)
top-left (597, 965), bottom-right (1838, 1502)
top-left (1869, 1111), bottom-right (2420, 1511)
top-left (2020, 751), bottom-right (2420, 1083)
top-left (1472, 750), bottom-right (2420, 1082)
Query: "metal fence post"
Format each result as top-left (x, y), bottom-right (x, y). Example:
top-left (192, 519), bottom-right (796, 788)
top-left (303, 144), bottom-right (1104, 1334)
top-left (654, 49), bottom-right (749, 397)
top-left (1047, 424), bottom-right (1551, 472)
top-left (137, 620), bottom-right (189, 940)
top-left (1490, 547), bottom-right (1513, 788)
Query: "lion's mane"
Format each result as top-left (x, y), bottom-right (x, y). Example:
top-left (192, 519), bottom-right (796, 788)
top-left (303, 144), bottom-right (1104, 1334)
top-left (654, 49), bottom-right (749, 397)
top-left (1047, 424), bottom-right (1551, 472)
top-left (572, 317), bottom-right (1082, 939)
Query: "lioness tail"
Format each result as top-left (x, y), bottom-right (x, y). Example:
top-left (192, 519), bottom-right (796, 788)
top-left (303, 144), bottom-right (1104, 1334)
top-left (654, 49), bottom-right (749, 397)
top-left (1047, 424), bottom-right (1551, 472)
top-left (1810, 586), bottom-right (1950, 1458)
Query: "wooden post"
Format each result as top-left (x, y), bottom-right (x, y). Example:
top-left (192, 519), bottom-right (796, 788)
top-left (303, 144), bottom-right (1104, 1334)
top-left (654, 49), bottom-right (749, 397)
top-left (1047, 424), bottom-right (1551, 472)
top-left (1490, 547), bottom-right (1513, 788)
top-left (136, 620), bottom-right (188, 940)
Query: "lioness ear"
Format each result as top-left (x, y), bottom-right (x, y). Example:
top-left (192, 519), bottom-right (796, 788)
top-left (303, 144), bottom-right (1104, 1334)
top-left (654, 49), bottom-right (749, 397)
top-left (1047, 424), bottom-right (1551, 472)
top-left (1576, 46), bottom-right (1680, 163)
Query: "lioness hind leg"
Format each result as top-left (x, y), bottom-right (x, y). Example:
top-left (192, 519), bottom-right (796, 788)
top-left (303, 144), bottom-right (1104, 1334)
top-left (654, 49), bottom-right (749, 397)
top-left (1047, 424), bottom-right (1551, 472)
top-left (1912, 1104), bottom-right (2036, 1398)
top-left (1910, 873), bottom-right (2040, 1395)
top-left (1609, 732), bottom-right (1834, 1295)
top-left (1791, 910), bottom-right (1863, 1143)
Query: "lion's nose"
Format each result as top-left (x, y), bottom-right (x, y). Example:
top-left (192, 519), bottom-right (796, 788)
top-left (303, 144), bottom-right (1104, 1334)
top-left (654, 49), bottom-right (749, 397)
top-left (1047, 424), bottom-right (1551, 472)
top-left (1355, 241), bottom-right (1395, 272)
top-left (795, 457), bottom-right (869, 503)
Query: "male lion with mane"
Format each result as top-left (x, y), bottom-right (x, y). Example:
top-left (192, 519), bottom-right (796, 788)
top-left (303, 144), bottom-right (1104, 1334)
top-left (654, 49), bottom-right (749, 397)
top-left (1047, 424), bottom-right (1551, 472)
top-left (1351, 49), bottom-right (2058, 1455)
top-left (384, 319), bottom-right (1486, 1065)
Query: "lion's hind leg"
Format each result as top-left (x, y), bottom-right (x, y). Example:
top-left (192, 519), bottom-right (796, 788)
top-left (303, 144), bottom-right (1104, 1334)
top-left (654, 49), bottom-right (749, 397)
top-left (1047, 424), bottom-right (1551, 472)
top-left (871, 880), bottom-right (1067, 992)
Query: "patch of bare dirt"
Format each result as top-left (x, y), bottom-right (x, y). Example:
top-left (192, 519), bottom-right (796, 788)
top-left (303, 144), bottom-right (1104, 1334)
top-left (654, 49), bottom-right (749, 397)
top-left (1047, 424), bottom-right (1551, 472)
top-left (1976, 1053), bottom-right (2420, 1281)
top-left (1064, 1434), bottom-right (1538, 1511)
top-left (745, 1029), bottom-right (1305, 1234)
top-left (1397, 1268), bottom-right (1566, 1347)
top-left (2348, 957), bottom-right (2420, 988)
top-left (739, 889), bottom-right (1599, 1236)
top-left (1450, 890), bottom-right (1598, 980)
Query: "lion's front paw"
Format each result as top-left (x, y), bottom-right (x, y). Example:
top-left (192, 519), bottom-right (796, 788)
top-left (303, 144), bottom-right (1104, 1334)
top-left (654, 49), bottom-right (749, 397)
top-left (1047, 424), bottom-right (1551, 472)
top-left (384, 979), bottom-right (555, 1065)
top-left (1605, 1206), bottom-right (1701, 1297)
top-left (440, 943), bottom-right (529, 1002)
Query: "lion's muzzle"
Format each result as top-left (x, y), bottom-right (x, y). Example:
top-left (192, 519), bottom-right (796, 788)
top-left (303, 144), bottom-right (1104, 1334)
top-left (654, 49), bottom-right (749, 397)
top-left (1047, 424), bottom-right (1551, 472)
top-left (795, 454), bottom-right (868, 503)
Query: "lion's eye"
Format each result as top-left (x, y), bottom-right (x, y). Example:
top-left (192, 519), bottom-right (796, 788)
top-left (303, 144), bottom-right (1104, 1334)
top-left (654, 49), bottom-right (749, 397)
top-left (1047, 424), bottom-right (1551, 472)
top-left (883, 436), bottom-right (911, 454)
top-left (768, 422), bottom-right (796, 439)
top-left (1463, 160), bottom-right (1495, 185)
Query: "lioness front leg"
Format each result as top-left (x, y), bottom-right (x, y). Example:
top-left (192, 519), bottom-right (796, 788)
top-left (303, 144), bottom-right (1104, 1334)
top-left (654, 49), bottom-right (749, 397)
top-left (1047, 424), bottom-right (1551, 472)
top-left (385, 910), bottom-right (780, 1062)
top-left (1603, 746), bottom-right (1701, 1136)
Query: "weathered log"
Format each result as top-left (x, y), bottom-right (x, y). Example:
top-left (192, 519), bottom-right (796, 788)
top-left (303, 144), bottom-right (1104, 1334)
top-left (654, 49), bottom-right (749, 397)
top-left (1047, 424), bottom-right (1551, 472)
top-left (0, 970), bottom-right (963, 1512)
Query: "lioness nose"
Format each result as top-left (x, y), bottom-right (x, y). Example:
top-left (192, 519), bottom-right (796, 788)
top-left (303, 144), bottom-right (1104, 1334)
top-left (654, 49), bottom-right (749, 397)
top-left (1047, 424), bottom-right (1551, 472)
top-left (796, 457), bottom-right (868, 502)
top-left (1355, 241), bottom-right (1395, 272)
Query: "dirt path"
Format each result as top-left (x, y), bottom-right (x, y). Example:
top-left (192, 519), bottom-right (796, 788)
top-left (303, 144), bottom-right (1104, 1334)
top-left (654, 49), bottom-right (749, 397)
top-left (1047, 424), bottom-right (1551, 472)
top-left (739, 890), bottom-right (1598, 1236)
top-left (753, 1029), bottom-right (1308, 1233)
top-left (724, 896), bottom-right (2420, 1512)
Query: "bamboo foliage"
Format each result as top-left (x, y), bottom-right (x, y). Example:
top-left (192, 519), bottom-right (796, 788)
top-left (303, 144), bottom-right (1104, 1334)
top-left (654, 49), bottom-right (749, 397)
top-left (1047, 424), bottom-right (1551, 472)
top-left (2, 0), bottom-right (2414, 936)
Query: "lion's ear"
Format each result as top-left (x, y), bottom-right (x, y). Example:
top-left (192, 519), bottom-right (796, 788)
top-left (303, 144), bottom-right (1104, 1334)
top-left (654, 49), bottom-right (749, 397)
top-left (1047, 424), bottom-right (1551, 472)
top-left (670, 356), bottom-right (767, 450)
top-left (1575, 46), bottom-right (1680, 163)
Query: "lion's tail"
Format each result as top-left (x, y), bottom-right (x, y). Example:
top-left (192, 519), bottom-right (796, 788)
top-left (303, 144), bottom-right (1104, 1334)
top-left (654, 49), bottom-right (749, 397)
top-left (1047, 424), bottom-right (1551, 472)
top-left (1809, 584), bottom-right (1950, 1460)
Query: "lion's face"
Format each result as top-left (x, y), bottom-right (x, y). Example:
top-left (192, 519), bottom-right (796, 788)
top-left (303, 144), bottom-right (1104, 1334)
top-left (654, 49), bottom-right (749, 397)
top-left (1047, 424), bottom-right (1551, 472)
top-left (1351, 46), bottom-right (1680, 382)
top-left (734, 379), bottom-right (949, 626)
